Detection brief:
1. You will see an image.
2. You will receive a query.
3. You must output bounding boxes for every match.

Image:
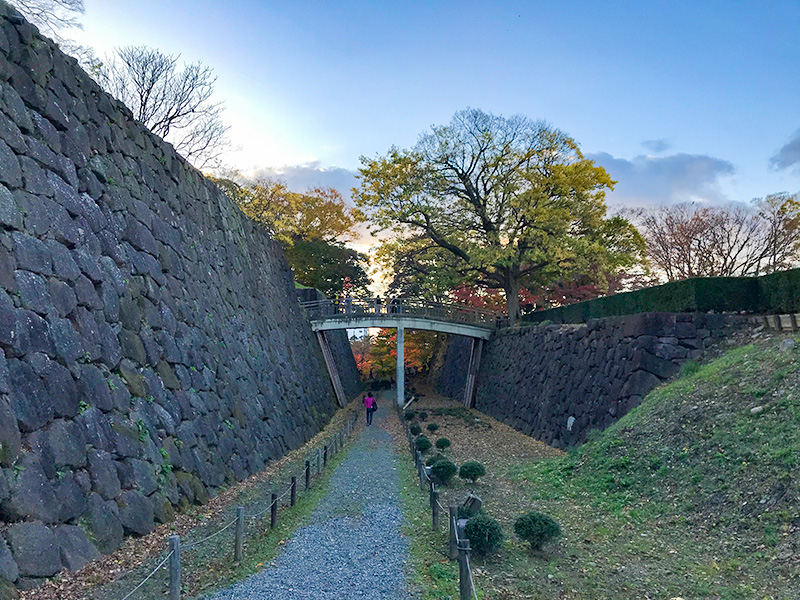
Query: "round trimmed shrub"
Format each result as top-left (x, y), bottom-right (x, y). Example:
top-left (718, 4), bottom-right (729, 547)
top-left (430, 459), bottom-right (457, 485)
top-left (465, 513), bottom-right (503, 554)
top-left (514, 512), bottom-right (561, 550)
top-left (435, 437), bottom-right (451, 450)
top-left (458, 461), bottom-right (486, 483)
top-left (426, 423), bottom-right (439, 432)
top-left (418, 411), bottom-right (428, 421)
top-left (426, 453), bottom-right (446, 466)
top-left (415, 435), bottom-right (431, 453)
top-left (404, 411), bottom-right (416, 421)
top-left (410, 424), bottom-right (422, 436)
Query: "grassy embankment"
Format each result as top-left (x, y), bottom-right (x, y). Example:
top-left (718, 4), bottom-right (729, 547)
top-left (397, 335), bottom-right (800, 599)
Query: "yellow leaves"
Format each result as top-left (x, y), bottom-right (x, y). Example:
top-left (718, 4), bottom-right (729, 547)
top-left (228, 177), bottom-right (364, 244)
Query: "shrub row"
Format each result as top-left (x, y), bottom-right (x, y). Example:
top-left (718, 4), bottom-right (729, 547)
top-left (464, 511), bottom-right (562, 554)
top-left (522, 268), bottom-right (800, 325)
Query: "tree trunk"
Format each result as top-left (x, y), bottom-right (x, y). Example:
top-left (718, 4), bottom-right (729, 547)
top-left (504, 276), bottom-right (520, 326)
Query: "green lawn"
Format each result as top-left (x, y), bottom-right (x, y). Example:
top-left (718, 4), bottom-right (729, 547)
top-left (400, 336), bottom-right (800, 599)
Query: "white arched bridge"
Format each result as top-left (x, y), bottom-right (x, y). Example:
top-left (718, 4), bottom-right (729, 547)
top-left (300, 298), bottom-right (506, 408)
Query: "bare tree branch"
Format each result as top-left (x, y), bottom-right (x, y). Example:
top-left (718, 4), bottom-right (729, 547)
top-left (95, 46), bottom-right (231, 169)
top-left (637, 195), bottom-right (800, 280)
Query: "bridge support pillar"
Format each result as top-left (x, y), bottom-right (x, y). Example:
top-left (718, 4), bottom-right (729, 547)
top-left (396, 326), bottom-right (405, 406)
top-left (315, 331), bottom-right (347, 407)
top-left (463, 338), bottom-right (484, 408)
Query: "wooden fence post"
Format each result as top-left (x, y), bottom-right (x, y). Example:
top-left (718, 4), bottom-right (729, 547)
top-left (270, 492), bottom-right (277, 529)
top-left (323, 445), bottom-right (328, 468)
top-left (418, 452), bottom-right (426, 491)
top-left (305, 460), bottom-right (311, 490)
top-left (432, 488), bottom-right (440, 530)
top-left (458, 539), bottom-right (471, 600)
top-left (290, 476), bottom-right (297, 507)
top-left (449, 505), bottom-right (458, 559)
top-left (169, 535), bottom-right (181, 600)
top-left (234, 506), bottom-right (244, 562)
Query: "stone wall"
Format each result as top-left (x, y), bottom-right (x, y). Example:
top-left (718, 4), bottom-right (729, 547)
top-left (0, 5), bottom-right (342, 590)
top-left (295, 288), bottom-right (362, 401)
top-left (431, 313), bottom-right (746, 448)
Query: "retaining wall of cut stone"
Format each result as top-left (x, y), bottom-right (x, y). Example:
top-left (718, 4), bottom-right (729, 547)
top-left (0, 4), bottom-right (353, 591)
top-left (430, 312), bottom-right (746, 448)
top-left (295, 288), bottom-right (363, 401)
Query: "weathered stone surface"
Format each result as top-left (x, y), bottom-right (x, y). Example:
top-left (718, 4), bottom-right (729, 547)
top-left (121, 458), bottom-right (158, 496)
top-left (7, 359), bottom-right (52, 432)
top-left (432, 313), bottom-right (744, 447)
top-left (0, 400), bottom-right (20, 467)
top-left (11, 233), bottom-right (50, 275)
top-left (116, 490), bottom-right (154, 536)
top-left (0, 141), bottom-right (21, 188)
top-left (52, 525), bottom-right (100, 571)
top-left (28, 353), bottom-right (79, 418)
top-left (77, 364), bottom-right (112, 412)
top-left (81, 494), bottom-right (123, 555)
top-left (49, 317), bottom-right (83, 364)
top-left (0, 185), bottom-right (22, 230)
top-left (47, 278), bottom-right (77, 317)
top-left (6, 522), bottom-right (60, 578)
top-left (87, 450), bottom-right (120, 500)
top-left (0, 12), bottom-right (361, 593)
top-left (0, 538), bottom-right (18, 584)
top-left (13, 270), bottom-right (50, 315)
top-left (2, 454), bottom-right (59, 522)
top-left (0, 579), bottom-right (19, 600)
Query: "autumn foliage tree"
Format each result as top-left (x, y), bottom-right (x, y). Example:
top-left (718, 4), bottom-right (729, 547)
top-left (355, 108), bottom-right (645, 324)
top-left (352, 329), bottom-right (439, 379)
top-left (209, 175), bottom-right (369, 297)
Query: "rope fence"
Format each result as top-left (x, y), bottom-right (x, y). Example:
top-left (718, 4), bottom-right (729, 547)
top-left (111, 409), bottom-right (359, 600)
top-left (397, 405), bottom-right (481, 600)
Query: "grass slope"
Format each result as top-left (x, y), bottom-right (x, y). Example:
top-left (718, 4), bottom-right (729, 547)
top-left (512, 336), bottom-right (800, 599)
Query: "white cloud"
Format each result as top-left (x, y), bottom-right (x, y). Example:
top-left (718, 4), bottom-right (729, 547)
top-left (250, 162), bottom-right (360, 200)
top-left (588, 151), bottom-right (735, 206)
top-left (770, 129), bottom-right (800, 175)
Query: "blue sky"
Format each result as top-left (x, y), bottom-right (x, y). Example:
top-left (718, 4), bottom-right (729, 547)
top-left (74, 1), bottom-right (800, 208)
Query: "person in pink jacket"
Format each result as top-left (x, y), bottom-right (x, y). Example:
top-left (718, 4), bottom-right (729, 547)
top-left (363, 393), bottom-right (377, 425)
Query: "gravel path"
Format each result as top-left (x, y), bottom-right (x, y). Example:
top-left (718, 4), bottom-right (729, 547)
top-left (207, 401), bottom-right (408, 600)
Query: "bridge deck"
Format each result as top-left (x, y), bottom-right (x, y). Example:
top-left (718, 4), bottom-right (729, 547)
top-left (301, 298), bottom-right (504, 406)
top-left (300, 298), bottom-right (504, 334)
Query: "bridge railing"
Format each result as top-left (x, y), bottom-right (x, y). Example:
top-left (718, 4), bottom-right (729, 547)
top-left (300, 298), bottom-right (506, 329)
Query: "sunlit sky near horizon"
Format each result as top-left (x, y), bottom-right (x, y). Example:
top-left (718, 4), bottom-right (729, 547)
top-left (72, 1), bottom-right (800, 213)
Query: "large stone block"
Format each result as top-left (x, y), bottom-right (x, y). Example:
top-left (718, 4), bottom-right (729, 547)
top-left (52, 525), bottom-right (100, 572)
top-left (28, 353), bottom-right (79, 418)
top-left (0, 400), bottom-right (20, 467)
top-left (6, 522), bottom-right (60, 578)
top-left (7, 359), bottom-right (52, 432)
top-left (116, 490), bottom-right (154, 536)
top-left (87, 450), bottom-right (120, 500)
top-left (28, 419), bottom-right (86, 469)
top-left (14, 270), bottom-right (51, 315)
top-left (0, 537), bottom-right (18, 583)
top-left (81, 493), bottom-right (123, 554)
top-left (77, 364), bottom-right (113, 412)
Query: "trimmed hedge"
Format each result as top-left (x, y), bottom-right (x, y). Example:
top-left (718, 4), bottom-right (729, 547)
top-left (522, 269), bottom-right (800, 325)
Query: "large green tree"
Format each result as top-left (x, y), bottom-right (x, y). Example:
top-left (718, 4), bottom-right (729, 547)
top-left (355, 108), bottom-right (645, 323)
top-left (208, 175), bottom-right (370, 296)
top-left (283, 237), bottom-right (370, 297)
